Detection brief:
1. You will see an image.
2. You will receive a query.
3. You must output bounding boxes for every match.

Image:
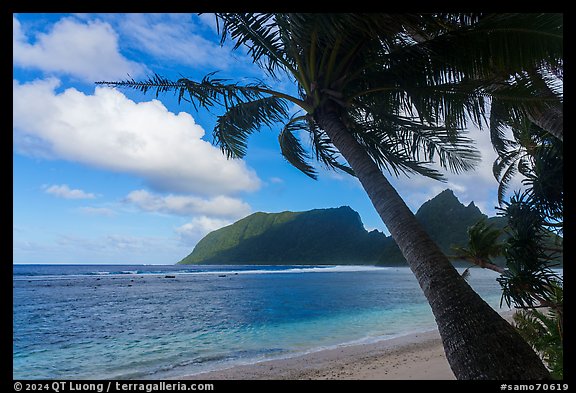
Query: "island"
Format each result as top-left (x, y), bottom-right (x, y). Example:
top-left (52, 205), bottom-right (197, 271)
top-left (179, 189), bottom-right (509, 266)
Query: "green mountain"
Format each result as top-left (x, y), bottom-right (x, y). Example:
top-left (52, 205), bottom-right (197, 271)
top-left (376, 189), bottom-right (507, 265)
top-left (180, 206), bottom-right (388, 265)
top-left (179, 189), bottom-right (512, 266)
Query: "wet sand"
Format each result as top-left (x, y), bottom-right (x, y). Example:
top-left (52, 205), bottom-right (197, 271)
top-left (181, 310), bottom-right (515, 380)
top-left (181, 329), bottom-right (453, 380)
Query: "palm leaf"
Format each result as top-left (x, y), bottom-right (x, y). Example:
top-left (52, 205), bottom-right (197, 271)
top-left (513, 303), bottom-right (563, 378)
top-left (308, 123), bottom-right (355, 177)
top-left (278, 118), bottom-right (317, 179)
top-left (214, 96), bottom-right (289, 159)
top-left (348, 109), bottom-right (480, 180)
top-left (400, 13), bottom-right (562, 81)
top-left (216, 13), bottom-right (295, 79)
top-left (97, 73), bottom-right (276, 113)
top-left (348, 121), bottom-right (446, 181)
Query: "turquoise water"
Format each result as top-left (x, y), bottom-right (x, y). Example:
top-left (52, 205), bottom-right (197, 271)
top-left (13, 264), bottom-right (511, 379)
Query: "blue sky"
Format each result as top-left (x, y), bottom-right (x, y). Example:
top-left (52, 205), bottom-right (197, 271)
top-left (13, 13), bottom-right (517, 265)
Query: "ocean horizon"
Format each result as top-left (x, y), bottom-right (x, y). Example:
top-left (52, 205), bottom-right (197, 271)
top-left (13, 264), bottom-right (531, 380)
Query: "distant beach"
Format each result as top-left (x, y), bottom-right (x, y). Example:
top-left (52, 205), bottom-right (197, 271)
top-left (182, 310), bottom-right (515, 380)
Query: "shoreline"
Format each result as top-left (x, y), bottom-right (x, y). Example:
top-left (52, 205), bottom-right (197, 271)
top-left (179, 310), bottom-right (515, 380)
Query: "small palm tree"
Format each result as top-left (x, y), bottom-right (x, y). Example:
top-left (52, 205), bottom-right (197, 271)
top-left (452, 219), bottom-right (505, 274)
top-left (98, 13), bottom-right (561, 379)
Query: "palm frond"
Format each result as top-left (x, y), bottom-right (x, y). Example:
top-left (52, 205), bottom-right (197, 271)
top-left (513, 301), bottom-right (563, 378)
top-left (489, 98), bottom-right (523, 156)
top-left (97, 74), bottom-right (211, 110)
top-left (214, 96), bottom-right (289, 159)
top-left (482, 72), bottom-right (563, 142)
top-left (452, 219), bottom-right (505, 273)
top-left (348, 121), bottom-right (446, 181)
top-left (97, 72), bottom-right (277, 113)
top-left (493, 156), bottom-right (520, 205)
top-left (348, 110), bottom-right (480, 179)
top-left (216, 13), bottom-right (294, 79)
top-left (398, 13), bottom-right (563, 82)
top-left (404, 127), bottom-right (481, 174)
top-left (278, 117), bottom-right (317, 179)
top-left (308, 124), bottom-right (355, 177)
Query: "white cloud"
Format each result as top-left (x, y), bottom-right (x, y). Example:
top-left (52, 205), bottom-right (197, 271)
top-left (175, 216), bottom-right (233, 246)
top-left (56, 233), bottom-right (171, 253)
top-left (269, 177), bottom-right (284, 184)
top-left (197, 13), bottom-right (219, 33)
top-left (13, 78), bottom-right (261, 196)
top-left (13, 230), bottom-right (189, 264)
top-left (44, 184), bottom-right (96, 199)
top-left (115, 13), bottom-right (239, 71)
top-left (383, 125), bottom-right (510, 217)
top-left (125, 189), bottom-right (251, 218)
top-left (78, 206), bottom-right (116, 216)
top-left (13, 15), bottom-right (146, 81)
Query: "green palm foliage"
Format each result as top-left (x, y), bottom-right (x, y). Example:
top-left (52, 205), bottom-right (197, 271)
top-left (491, 113), bottom-right (564, 213)
top-left (522, 140), bottom-right (563, 233)
top-left (489, 68), bottom-right (563, 144)
top-left (452, 219), bottom-right (505, 273)
top-left (97, 13), bottom-right (562, 379)
top-left (102, 14), bottom-right (487, 181)
top-left (513, 282), bottom-right (563, 379)
top-left (99, 13), bottom-right (562, 184)
top-left (497, 191), bottom-right (562, 310)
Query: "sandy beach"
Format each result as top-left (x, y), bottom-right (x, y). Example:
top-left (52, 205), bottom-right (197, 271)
top-left (183, 329), bottom-right (453, 380)
top-left (182, 310), bottom-right (515, 380)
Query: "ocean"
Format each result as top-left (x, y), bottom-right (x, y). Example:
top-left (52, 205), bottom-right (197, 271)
top-left (13, 264), bottom-right (514, 380)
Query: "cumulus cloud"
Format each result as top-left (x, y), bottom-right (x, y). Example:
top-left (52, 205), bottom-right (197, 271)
top-left (175, 216), bottom-right (233, 246)
top-left (13, 15), bottom-right (146, 81)
top-left (125, 189), bottom-right (251, 218)
top-left (44, 184), bottom-right (96, 199)
top-left (13, 78), bottom-right (261, 196)
top-left (124, 189), bottom-right (249, 246)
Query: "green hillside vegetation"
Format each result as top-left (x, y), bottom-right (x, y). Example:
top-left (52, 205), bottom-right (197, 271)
top-left (181, 206), bottom-right (388, 264)
top-left (178, 189), bottom-right (560, 266)
top-left (377, 189), bottom-right (508, 265)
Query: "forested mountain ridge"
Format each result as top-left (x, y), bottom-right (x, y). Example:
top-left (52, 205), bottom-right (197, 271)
top-left (179, 189), bottom-right (516, 266)
top-left (179, 206), bottom-right (388, 265)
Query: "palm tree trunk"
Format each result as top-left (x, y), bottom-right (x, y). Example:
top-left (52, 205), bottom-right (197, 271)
top-left (315, 105), bottom-right (550, 379)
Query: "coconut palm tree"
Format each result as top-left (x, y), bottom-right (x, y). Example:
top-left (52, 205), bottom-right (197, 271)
top-left (98, 13), bottom-right (561, 379)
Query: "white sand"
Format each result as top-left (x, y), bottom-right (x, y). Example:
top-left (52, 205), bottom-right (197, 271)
top-left (179, 310), bottom-right (515, 380)
top-left (179, 329), bottom-right (452, 380)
